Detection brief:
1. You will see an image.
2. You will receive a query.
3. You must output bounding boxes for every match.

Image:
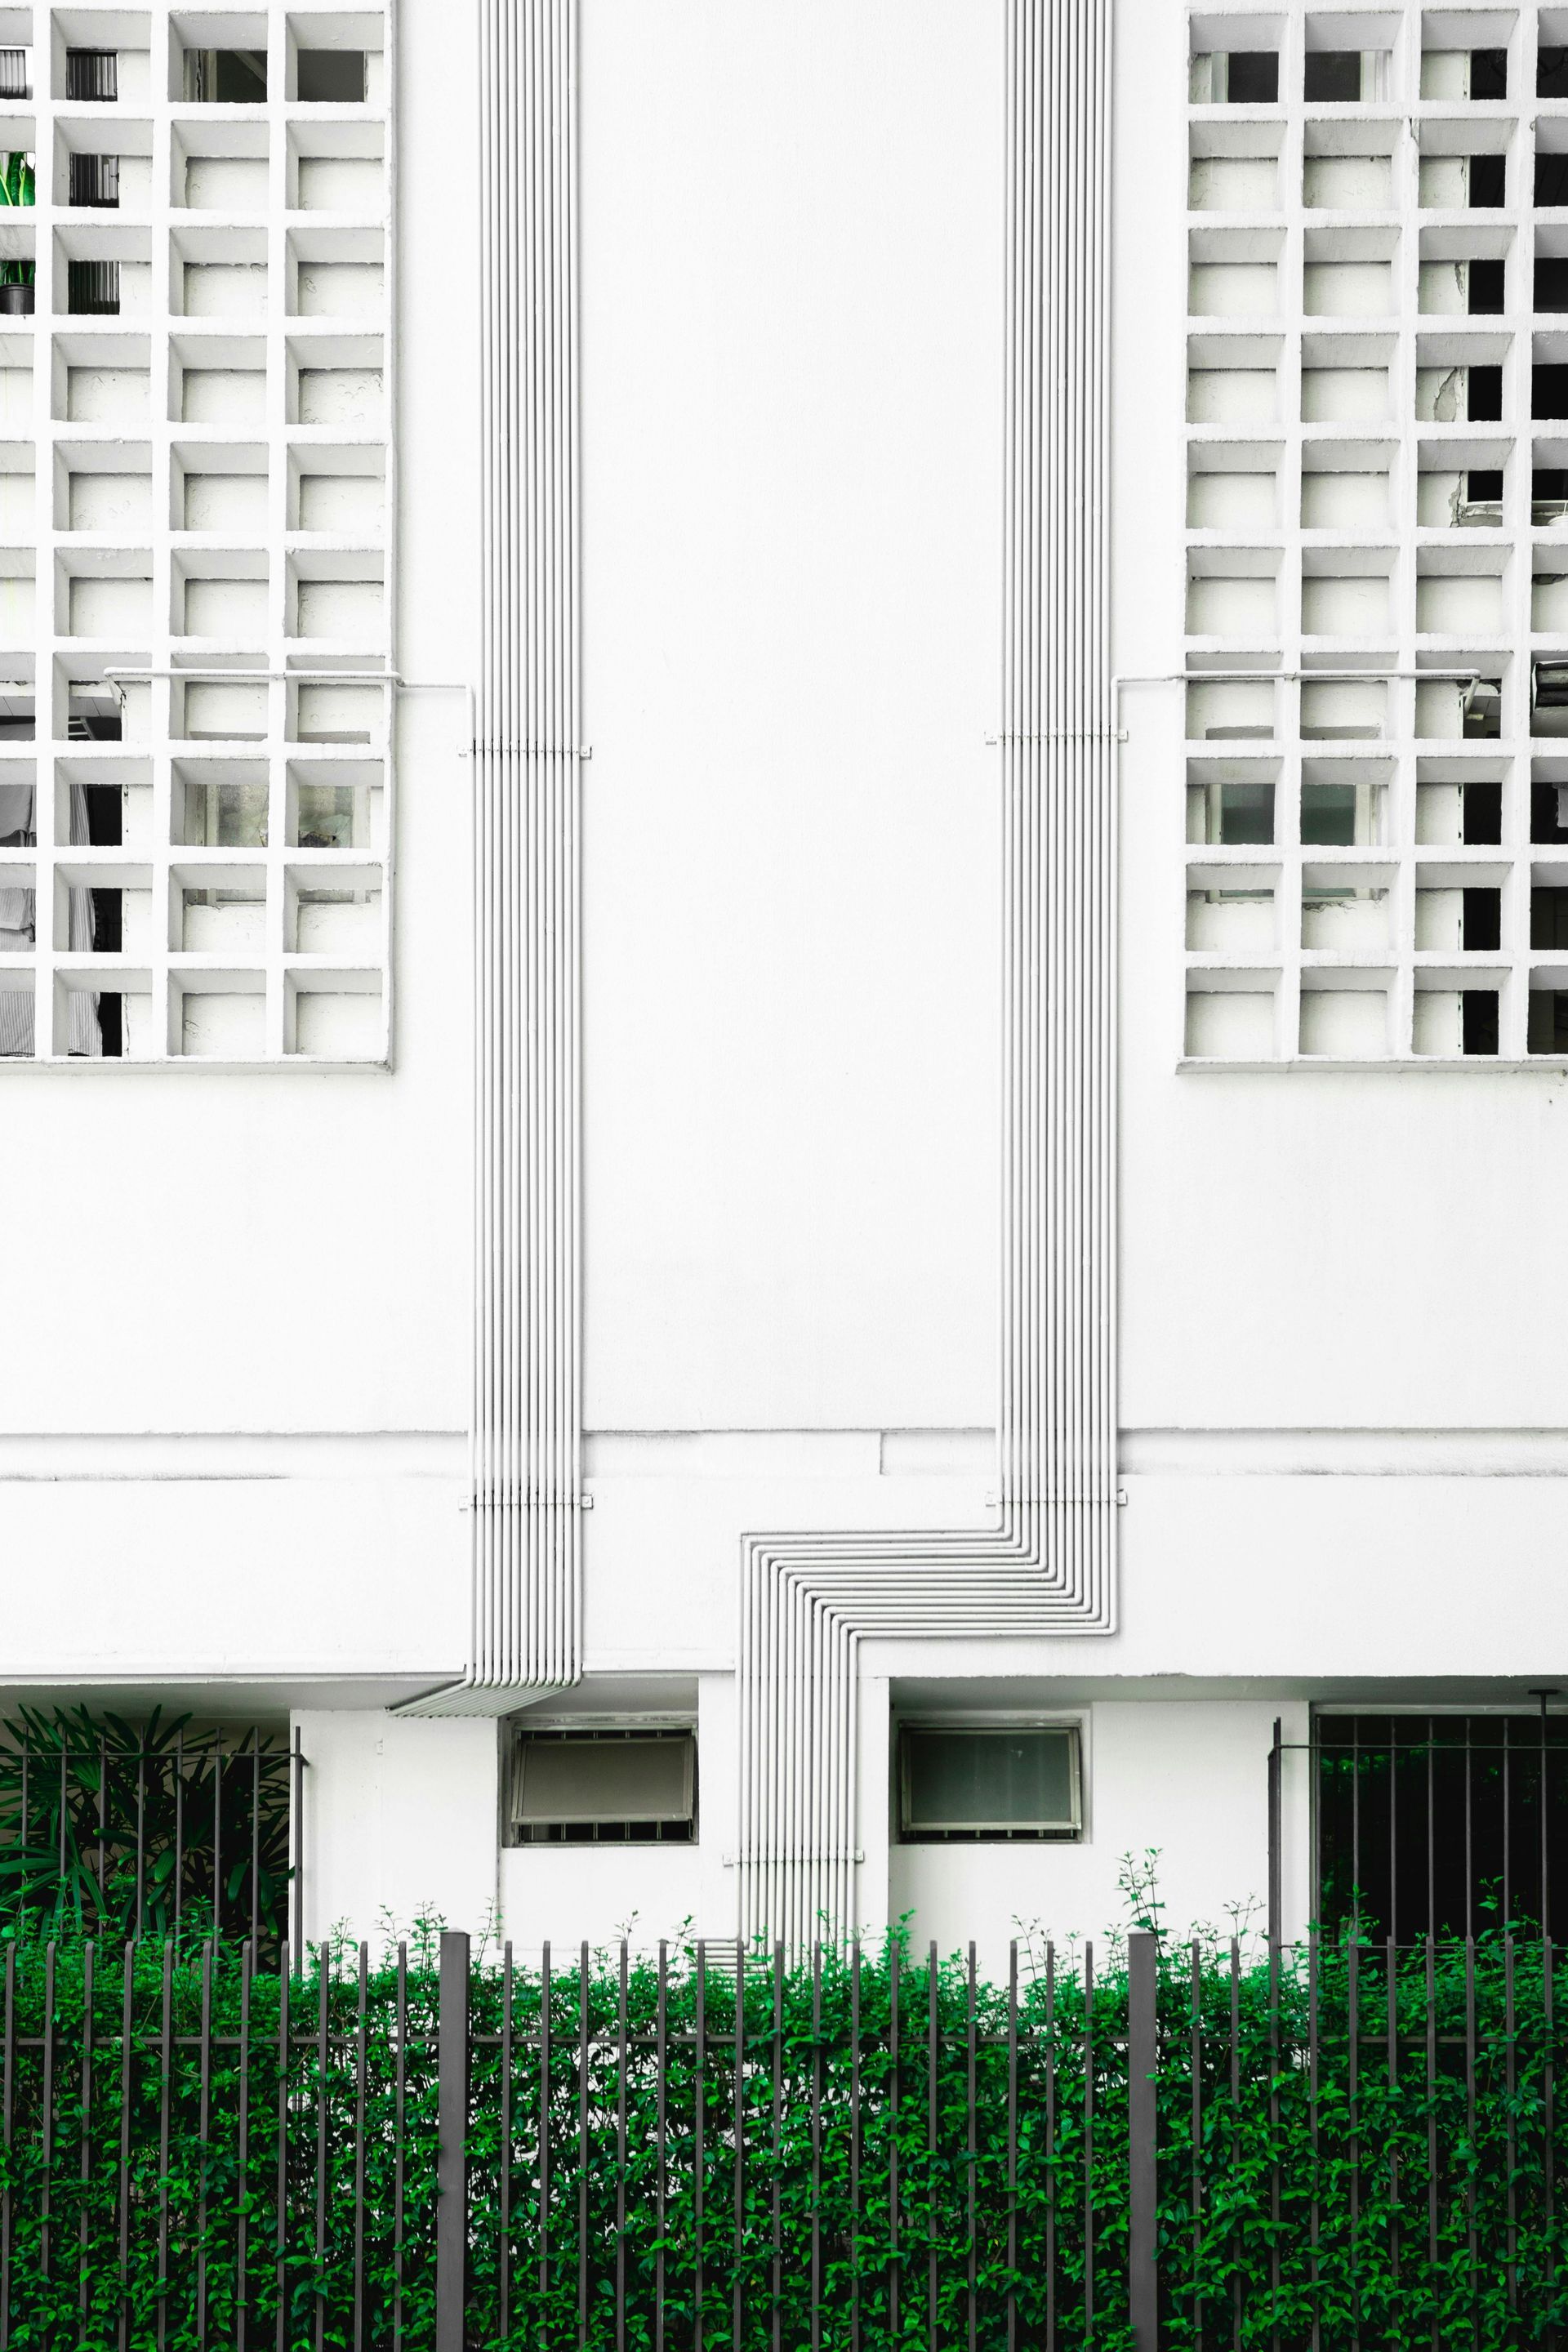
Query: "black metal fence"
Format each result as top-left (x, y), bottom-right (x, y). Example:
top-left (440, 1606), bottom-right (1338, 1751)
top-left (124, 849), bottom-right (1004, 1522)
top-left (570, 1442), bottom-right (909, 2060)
top-left (0, 1927), bottom-right (1561, 2349)
top-left (0, 1721), bottom-right (301, 1949)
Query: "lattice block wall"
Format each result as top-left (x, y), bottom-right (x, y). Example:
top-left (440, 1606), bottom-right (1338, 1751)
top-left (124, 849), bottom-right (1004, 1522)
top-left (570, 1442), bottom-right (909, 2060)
top-left (1185, 1), bottom-right (1568, 1064)
top-left (0, 0), bottom-right (390, 1065)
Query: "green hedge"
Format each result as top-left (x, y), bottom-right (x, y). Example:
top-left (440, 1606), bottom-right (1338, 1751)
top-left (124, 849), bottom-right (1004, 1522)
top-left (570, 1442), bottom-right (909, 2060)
top-left (0, 1923), bottom-right (1561, 2347)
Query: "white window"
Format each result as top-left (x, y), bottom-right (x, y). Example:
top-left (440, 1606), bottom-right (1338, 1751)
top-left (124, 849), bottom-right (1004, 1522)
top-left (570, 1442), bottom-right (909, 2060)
top-left (897, 1722), bottom-right (1083, 1843)
top-left (509, 1728), bottom-right (698, 1846)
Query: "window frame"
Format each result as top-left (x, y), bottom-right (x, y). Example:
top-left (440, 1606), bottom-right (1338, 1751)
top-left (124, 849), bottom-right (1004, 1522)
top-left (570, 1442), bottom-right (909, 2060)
top-left (506, 1720), bottom-right (699, 1848)
top-left (894, 1717), bottom-right (1085, 1845)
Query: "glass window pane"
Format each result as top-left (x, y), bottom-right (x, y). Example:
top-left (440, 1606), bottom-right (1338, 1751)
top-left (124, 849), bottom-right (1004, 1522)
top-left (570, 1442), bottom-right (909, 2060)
top-left (514, 1735), bottom-right (693, 1825)
top-left (902, 1727), bottom-right (1078, 1833)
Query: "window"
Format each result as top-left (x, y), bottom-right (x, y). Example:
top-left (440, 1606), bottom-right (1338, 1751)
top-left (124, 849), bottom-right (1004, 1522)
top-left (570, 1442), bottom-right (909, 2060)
top-left (897, 1722), bottom-right (1083, 1843)
top-left (1315, 1712), bottom-right (1568, 1940)
top-left (508, 1728), bottom-right (697, 1846)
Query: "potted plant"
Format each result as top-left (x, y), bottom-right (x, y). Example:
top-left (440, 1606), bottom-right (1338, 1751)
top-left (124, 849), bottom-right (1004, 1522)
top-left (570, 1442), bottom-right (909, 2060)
top-left (0, 149), bottom-right (34, 314)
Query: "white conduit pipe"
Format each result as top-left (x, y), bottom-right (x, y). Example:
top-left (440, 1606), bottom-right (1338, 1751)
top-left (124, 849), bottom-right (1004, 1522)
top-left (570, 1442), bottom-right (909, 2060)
top-left (737, 0), bottom-right (1116, 1949)
top-left (405, 0), bottom-right (583, 1717)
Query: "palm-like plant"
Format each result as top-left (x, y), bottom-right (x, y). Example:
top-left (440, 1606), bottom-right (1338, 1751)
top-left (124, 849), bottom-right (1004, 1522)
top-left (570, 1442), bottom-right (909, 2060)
top-left (0, 1704), bottom-right (294, 1944)
top-left (0, 149), bottom-right (34, 292)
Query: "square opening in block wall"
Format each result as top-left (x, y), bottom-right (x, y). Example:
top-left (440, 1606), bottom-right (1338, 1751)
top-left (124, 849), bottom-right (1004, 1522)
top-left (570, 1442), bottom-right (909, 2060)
top-left (290, 679), bottom-right (381, 746)
top-left (1301, 561), bottom-right (1393, 635)
top-left (172, 866), bottom-right (265, 951)
top-left (172, 335), bottom-right (265, 425)
top-left (290, 345), bottom-right (382, 426)
top-left (287, 562), bottom-right (383, 640)
top-left (1189, 49), bottom-right (1281, 104)
top-left (176, 676), bottom-right (268, 742)
top-left (0, 972), bottom-right (34, 1058)
top-left (287, 761), bottom-right (379, 848)
top-left (1302, 871), bottom-right (1393, 951)
top-left (1304, 145), bottom-right (1395, 209)
top-left (62, 563), bottom-right (150, 639)
top-left (1300, 983), bottom-right (1391, 1058)
top-left (1190, 141), bottom-right (1281, 211)
top-left (60, 354), bottom-right (149, 426)
top-left (284, 969), bottom-right (380, 1057)
top-left (176, 560), bottom-right (268, 638)
top-left (284, 864), bottom-right (380, 952)
top-left (1529, 989), bottom-right (1568, 1050)
top-left (174, 234), bottom-right (268, 320)
top-left (1302, 765), bottom-right (1389, 844)
top-left (1189, 227), bottom-right (1283, 319)
top-left (58, 444), bottom-right (152, 532)
top-left (58, 765), bottom-right (153, 850)
top-left (291, 457), bottom-right (382, 532)
top-left (1185, 980), bottom-right (1276, 1058)
top-left (172, 760), bottom-right (268, 845)
top-left (293, 47), bottom-right (364, 102)
top-left (180, 46), bottom-right (267, 104)
top-left (1187, 766), bottom-right (1277, 844)
top-left (1417, 560), bottom-right (1507, 633)
top-left (174, 443), bottom-right (267, 531)
top-left (1186, 679), bottom-right (1276, 741)
top-left (1301, 457), bottom-right (1392, 529)
top-left (1186, 558), bottom-right (1277, 635)
top-left (174, 118), bottom-right (269, 209)
top-left (288, 234), bottom-right (384, 321)
top-left (1186, 867), bottom-right (1276, 951)
top-left (1300, 679), bottom-right (1388, 740)
top-left (172, 974), bottom-right (265, 1057)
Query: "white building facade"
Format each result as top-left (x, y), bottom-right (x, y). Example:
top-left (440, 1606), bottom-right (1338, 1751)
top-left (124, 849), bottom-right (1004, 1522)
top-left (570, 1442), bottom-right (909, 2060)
top-left (3, 0), bottom-right (1565, 1967)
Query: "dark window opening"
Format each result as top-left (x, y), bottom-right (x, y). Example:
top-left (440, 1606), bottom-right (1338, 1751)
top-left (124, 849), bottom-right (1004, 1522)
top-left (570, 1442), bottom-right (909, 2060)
top-left (1537, 258), bottom-right (1568, 313)
top-left (68, 690), bottom-right (121, 742)
top-left (68, 153), bottom-right (118, 207)
top-left (1468, 257), bottom-right (1505, 313)
top-left (0, 687), bottom-right (33, 742)
top-left (184, 48), bottom-right (268, 102)
top-left (1470, 151), bottom-right (1506, 206)
top-left (507, 1727), bottom-right (697, 1847)
top-left (1542, 47), bottom-right (1568, 97)
top-left (1532, 777), bottom-right (1568, 841)
top-left (1301, 782), bottom-right (1358, 845)
top-left (1539, 152), bottom-right (1568, 207)
top-left (65, 49), bottom-right (116, 101)
top-left (1462, 885), bottom-right (1501, 949)
top-left (1218, 780), bottom-right (1273, 844)
top-left (1537, 366), bottom-right (1568, 419)
top-left (1223, 51), bottom-right (1278, 103)
top-left (1530, 991), bottom-right (1568, 1051)
top-left (82, 784), bottom-right (120, 1057)
top-left (66, 259), bottom-right (118, 315)
top-left (1468, 363), bottom-right (1504, 419)
top-left (1305, 50), bottom-right (1362, 100)
top-left (296, 48), bottom-right (366, 102)
top-left (1461, 989), bottom-right (1499, 1053)
top-left (1463, 777), bottom-right (1503, 841)
top-left (1468, 467), bottom-right (1503, 501)
top-left (1316, 1713), bottom-right (1568, 1941)
top-left (1463, 686), bottom-right (1503, 746)
top-left (1470, 48), bottom-right (1508, 99)
top-left (1532, 884), bottom-right (1568, 948)
top-left (897, 1724), bottom-right (1083, 1843)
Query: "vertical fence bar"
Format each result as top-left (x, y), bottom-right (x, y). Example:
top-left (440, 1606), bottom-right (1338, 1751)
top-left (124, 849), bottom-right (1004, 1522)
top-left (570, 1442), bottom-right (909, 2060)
top-left (655, 1941), bottom-right (666, 2352)
top-left (198, 1940), bottom-right (213, 2351)
top-left (1190, 1939), bottom-right (1203, 2352)
top-left (1505, 1931), bottom-right (1518, 2323)
top-left (97, 1735), bottom-right (107, 1918)
top-left (175, 1732), bottom-right (184, 1947)
top-left (851, 1941), bottom-right (864, 2352)
top-left (251, 1744), bottom-right (261, 1950)
top-left (157, 1939), bottom-right (172, 2352)
top-left (292, 1734), bottom-right (304, 1960)
top-left (1348, 1934), bottom-right (1361, 2352)
top-left (394, 1943), bottom-right (407, 2352)
top-left (1230, 1940), bottom-right (1241, 2352)
top-left (354, 1942), bottom-right (368, 2352)
top-left (1546, 1936), bottom-right (1557, 2352)
top-left (1045, 1944), bottom-right (1056, 2352)
top-left (1308, 1931), bottom-right (1321, 2352)
top-left (436, 1931), bottom-right (470, 2352)
top-left (577, 1942), bottom-right (590, 2352)
top-left (1465, 1936), bottom-right (1477, 2350)
top-left (136, 1751), bottom-right (146, 1942)
top-left (314, 1947), bottom-right (329, 2352)
top-left (965, 1945), bottom-right (977, 2352)
top-left (238, 1940), bottom-right (252, 2352)
top-left (41, 1938), bottom-right (56, 2291)
top-left (1268, 1922), bottom-right (1281, 2352)
top-left (733, 1945), bottom-right (745, 2352)
top-left (615, 1943), bottom-right (627, 2352)
top-left (813, 1944), bottom-right (824, 2352)
top-left (213, 1729), bottom-right (223, 1946)
top-left (276, 1945), bottom-right (291, 2352)
top-left (118, 1940), bottom-right (133, 2352)
top-left (775, 1942), bottom-right (786, 2352)
top-left (541, 1941), bottom-right (553, 2325)
top-left (1384, 1936), bottom-right (1398, 2305)
top-left (1267, 1718), bottom-right (1282, 1949)
top-left (927, 1942), bottom-right (938, 2352)
top-left (1425, 1937), bottom-right (1437, 2352)
top-left (77, 1940), bottom-right (93, 2329)
top-left (1128, 1932), bottom-right (1158, 2352)
top-left (499, 1943), bottom-right (512, 2345)
top-left (1085, 1941), bottom-right (1095, 2341)
top-left (1006, 1942), bottom-right (1018, 2352)
top-left (695, 1942), bottom-right (706, 2352)
top-left (0, 1942), bottom-right (12, 2352)
top-left (889, 1939), bottom-right (901, 2346)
